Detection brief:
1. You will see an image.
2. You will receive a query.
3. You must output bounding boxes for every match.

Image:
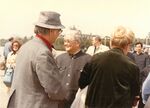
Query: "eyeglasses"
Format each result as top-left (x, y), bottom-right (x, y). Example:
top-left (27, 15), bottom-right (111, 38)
top-left (51, 29), bottom-right (63, 35)
top-left (58, 29), bottom-right (63, 34)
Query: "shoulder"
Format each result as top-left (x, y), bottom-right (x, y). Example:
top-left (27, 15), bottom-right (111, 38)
top-left (88, 46), bottom-right (94, 49)
top-left (7, 51), bottom-right (13, 56)
top-left (56, 52), bottom-right (68, 60)
top-left (79, 52), bottom-right (92, 61)
top-left (86, 46), bottom-right (94, 51)
top-left (101, 44), bottom-right (109, 49)
top-left (18, 38), bottom-right (53, 61)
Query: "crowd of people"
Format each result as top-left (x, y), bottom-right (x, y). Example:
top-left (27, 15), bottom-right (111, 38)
top-left (0, 11), bottom-right (150, 108)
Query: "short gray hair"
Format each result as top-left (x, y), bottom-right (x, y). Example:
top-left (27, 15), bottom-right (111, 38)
top-left (34, 26), bottom-right (50, 35)
top-left (64, 29), bottom-right (82, 44)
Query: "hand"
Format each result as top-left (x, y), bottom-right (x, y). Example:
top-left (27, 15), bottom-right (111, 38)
top-left (132, 96), bottom-right (140, 107)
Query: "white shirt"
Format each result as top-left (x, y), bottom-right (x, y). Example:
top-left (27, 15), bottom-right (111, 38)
top-left (86, 44), bottom-right (109, 56)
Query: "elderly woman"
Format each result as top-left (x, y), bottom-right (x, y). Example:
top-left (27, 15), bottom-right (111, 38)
top-left (79, 26), bottom-right (140, 108)
top-left (5, 39), bottom-right (22, 92)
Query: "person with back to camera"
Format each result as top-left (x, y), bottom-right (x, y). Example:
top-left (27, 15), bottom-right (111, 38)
top-left (6, 11), bottom-right (67, 108)
top-left (56, 29), bottom-right (92, 108)
top-left (79, 26), bottom-right (140, 108)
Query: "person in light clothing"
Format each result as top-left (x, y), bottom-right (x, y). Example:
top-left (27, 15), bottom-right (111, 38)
top-left (86, 36), bottom-right (109, 56)
top-left (6, 40), bottom-right (22, 68)
top-left (5, 39), bottom-right (22, 92)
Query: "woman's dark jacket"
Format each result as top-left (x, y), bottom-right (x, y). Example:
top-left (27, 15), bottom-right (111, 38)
top-left (79, 48), bottom-right (140, 108)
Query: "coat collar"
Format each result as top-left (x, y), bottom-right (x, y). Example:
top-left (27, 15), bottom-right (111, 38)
top-left (36, 34), bottom-right (53, 51)
top-left (68, 50), bottom-right (83, 59)
top-left (111, 48), bottom-right (124, 55)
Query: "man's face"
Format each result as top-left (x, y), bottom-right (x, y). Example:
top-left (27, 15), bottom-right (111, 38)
top-left (64, 37), bottom-right (79, 54)
top-left (92, 37), bottom-right (97, 46)
top-left (135, 44), bottom-right (142, 53)
top-left (50, 29), bottom-right (62, 43)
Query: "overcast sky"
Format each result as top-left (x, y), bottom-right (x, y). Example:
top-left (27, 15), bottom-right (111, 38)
top-left (0, 0), bottom-right (150, 39)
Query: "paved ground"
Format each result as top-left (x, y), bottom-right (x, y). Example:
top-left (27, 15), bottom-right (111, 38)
top-left (0, 70), bottom-right (8, 108)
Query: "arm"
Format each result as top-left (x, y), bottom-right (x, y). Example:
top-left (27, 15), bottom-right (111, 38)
top-left (78, 62), bottom-right (92, 89)
top-left (131, 66), bottom-right (140, 106)
top-left (142, 73), bottom-right (150, 104)
top-left (36, 51), bottom-right (66, 100)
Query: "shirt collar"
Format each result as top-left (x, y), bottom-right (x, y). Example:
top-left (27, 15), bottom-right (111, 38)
top-left (68, 50), bottom-right (82, 58)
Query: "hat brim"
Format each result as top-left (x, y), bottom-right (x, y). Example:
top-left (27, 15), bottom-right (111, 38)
top-left (34, 22), bottom-right (65, 29)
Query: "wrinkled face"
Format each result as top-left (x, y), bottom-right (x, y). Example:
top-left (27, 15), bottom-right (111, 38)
top-left (64, 37), bottom-right (80, 54)
top-left (12, 42), bottom-right (20, 52)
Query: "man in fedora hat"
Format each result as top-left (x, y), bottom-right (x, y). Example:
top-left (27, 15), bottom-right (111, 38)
top-left (7, 11), bottom-right (66, 108)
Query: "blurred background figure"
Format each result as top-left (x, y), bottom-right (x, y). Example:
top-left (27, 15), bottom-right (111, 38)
top-left (56, 29), bottom-right (91, 108)
top-left (133, 42), bottom-right (150, 108)
top-left (5, 39), bottom-right (22, 93)
top-left (86, 36), bottom-right (109, 56)
top-left (3, 37), bottom-right (14, 61)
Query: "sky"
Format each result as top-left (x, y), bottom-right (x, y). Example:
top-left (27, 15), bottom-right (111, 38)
top-left (0, 0), bottom-right (150, 39)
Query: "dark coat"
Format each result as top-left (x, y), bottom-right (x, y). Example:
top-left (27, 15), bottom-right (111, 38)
top-left (133, 52), bottom-right (150, 88)
top-left (79, 48), bottom-right (140, 108)
top-left (56, 51), bottom-right (91, 105)
top-left (7, 37), bottom-right (66, 108)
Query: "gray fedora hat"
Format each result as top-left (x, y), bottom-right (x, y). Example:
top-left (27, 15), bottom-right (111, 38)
top-left (34, 11), bottom-right (65, 29)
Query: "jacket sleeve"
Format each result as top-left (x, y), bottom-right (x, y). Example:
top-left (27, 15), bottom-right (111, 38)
top-left (131, 65), bottom-right (140, 97)
top-left (35, 50), bottom-right (66, 100)
top-left (79, 62), bottom-right (92, 89)
top-left (142, 73), bottom-right (150, 104)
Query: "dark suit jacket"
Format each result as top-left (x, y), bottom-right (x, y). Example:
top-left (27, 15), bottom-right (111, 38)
top-left (79, 48), bottom-right (140, 108)
top-left (56, 51), bottom-right (91, 102)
